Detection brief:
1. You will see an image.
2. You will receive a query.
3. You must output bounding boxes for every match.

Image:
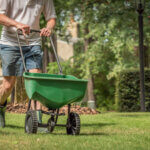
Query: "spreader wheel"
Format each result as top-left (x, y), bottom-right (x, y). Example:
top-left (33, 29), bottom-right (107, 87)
top-left (47, 117), bottom-right (55, 133)
top-left (66, 112), bottom-right (80, 135)
top-left (25, 110), bottom-right (38, 134)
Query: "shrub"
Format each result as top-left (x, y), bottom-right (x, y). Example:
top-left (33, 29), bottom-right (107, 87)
top-left (115, 68), bottom-right (150, 112)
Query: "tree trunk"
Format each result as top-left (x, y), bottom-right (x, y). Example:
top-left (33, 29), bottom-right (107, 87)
top-left (84, 24), bottom-right (96, 109)
top-left (87, 76), bottom-right (96, 109)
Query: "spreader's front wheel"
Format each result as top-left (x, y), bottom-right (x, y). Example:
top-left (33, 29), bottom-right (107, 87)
top-left (25, 110), bottom-right (38, 134)
top-left (66, 112), bottom-right (80, 135)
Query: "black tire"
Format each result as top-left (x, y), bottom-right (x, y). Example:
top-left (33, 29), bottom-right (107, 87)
top-left (0, 111), bottom-right (5, 128)
top-left (0, 100), bottom-right (7, 128)
top-left (66, 112), bottom-right (80, 135)
top-left (47, 117), bottom-right (55, 133)
top-left (25, 110), bottom-right (38, 134)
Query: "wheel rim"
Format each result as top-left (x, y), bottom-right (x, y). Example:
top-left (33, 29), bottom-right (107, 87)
top-left (70, 115), bottom-right (76, 134)
top-left (26, 116), bottom-right (32, 133)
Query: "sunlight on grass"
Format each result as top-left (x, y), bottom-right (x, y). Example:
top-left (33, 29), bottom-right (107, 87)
top-left (0, 112), bottom-right (150, 150)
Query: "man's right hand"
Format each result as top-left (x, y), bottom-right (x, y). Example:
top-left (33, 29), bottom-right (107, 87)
top-left (15, 23), bottom-right (30, 35)
top-left (0, 14), bottom-right (30, 35)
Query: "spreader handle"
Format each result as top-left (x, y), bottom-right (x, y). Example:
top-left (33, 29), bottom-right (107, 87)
top-left (49, 36), bottom-right (63, 75)
top-left (16, 29), bottom-right (28, 72)
top-left (16, 29), bottom-right (63, 75)
top-left (30, 29), bottom-right (41, 33)
top-left (17, 29), bottom-right (41, 35)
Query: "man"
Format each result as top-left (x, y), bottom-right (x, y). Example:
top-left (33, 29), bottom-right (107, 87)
top-left (0, 0), bottom-right (56, 127)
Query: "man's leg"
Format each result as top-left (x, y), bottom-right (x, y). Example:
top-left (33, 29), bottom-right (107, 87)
top-left (0, 76), bottom-right (16, 127)
top-left (29, 69), bottom-right (42, 123)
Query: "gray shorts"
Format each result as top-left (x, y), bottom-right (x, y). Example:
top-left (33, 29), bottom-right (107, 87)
top-left (0, 44), bottom-right (43, 76)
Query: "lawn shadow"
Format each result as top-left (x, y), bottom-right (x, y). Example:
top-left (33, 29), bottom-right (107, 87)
top-left (82, 122), bottom-right (116, 128)
top-left (118, 114), bottom-right (150, 118)
top-left (52, 132), bottom-right (109, 136)
top-left (79, 132), bottom-right (109, 136)
top-left (44, 123), bottom-right (116, 136)
top-left (0, 130), bottom-right (18, 135)
top-left (6, 124), bottom-right (24, 129)
top-left (0, 130), bottom-right (9, 135)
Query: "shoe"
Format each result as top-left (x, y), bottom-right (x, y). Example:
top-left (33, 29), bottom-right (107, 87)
top-left (0, 101), bottom-right (7, 128)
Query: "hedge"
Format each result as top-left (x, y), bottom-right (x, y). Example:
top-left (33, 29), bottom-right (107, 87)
top-left (115, 68), bottom-right (150, 112)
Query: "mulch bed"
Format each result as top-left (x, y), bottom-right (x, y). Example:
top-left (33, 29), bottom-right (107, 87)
top-left (6, 103), bottom-right (100, 115)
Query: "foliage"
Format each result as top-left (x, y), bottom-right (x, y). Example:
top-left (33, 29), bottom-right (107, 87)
top-left (47, 60), bottom-right (73, 75)
top-left (115, 68), bottom-right (150, 112)
top-left (53, 0), bottom-right (150, 76)
top-left (46, 0), bottom-right (150, 110)
top-left (94, 75), bottom-right (115, 111)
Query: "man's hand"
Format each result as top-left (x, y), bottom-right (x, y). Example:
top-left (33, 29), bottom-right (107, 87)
top-left (15, 23), bottom-right (30, 35)
top-left (0, 14), bottom-right (30, 35)
top-left (40, 28), bottom-right (52, 37)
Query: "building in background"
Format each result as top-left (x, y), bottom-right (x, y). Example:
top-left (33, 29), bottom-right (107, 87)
top-left (57, 15), bottom-right (79, 62)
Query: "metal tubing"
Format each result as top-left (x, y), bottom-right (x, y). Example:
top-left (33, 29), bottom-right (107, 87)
top-left (55, 109), bottom-right (59, 124)
top-left (55, 124), bottom-right (66, 127)
top-left (41, 110), bottom-right (55, 115)
top-left (67, 104), bottom-right (71, 122)
top-left (68, 104), bottom-right (71, 115)
top-left (137, 3), bottom-right (146, 111)
top-left (16, 31), bottom-right (28, 72)
top-left (38, 123), bottom-right (48, 128)
top-left (27, 100), bottom-right (31, 111)
top-left (50, 37), bottom-right (63, 75)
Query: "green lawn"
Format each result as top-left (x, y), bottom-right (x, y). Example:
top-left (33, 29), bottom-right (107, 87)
top-left (0, 112), bottom-right (150, 150)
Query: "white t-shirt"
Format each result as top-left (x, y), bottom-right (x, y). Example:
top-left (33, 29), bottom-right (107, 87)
top-left (0, 0), bottom-right (56, 46)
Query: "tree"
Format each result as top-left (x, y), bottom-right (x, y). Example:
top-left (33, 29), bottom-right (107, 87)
top-left (45, 0), bottom-right (150, 109)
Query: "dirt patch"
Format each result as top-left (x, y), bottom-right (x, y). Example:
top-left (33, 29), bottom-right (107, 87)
top-left (6, 103), bottom-right (100, 115)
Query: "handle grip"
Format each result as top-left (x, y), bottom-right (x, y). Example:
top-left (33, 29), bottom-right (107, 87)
top-left (17, 29), bottom-right (41, 35)
top-left (30, 29), bottom-right (41, 33)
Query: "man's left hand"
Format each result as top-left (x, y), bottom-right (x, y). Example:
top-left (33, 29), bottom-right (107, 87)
top-left (40, 28), bottom-right (52, 37)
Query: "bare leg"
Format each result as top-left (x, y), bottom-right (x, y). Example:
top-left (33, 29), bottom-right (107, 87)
top-left (29, 69), bottom-right (42, 110)
top-left (0, 76), bottom-right (16, 105)
top-left (0, 76), bottom-right (16, 127)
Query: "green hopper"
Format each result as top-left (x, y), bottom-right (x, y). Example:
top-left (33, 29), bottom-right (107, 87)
top-left (24, 72), bottom-right (88, 109)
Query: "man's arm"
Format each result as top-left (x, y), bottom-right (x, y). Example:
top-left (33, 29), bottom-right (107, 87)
top-left (0, 14), bottom-right (30, 35)
top-left (40, 18), bottom-right (56, 37)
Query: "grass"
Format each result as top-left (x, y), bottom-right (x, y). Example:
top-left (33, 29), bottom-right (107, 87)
top-left (0, 112), bottom-right (150, 150)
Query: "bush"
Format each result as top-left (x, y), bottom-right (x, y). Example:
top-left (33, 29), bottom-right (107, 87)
top-left (115, 68), bottom-right (150, 112)
top-left (94, 74), bottom-right (115, 111)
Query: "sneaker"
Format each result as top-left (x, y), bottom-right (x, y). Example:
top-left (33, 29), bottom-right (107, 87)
top-left (0, 101), bottom-right (7, 128)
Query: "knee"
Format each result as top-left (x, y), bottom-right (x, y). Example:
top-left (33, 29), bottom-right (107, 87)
top-left (4, 82), bottom-right (15, 91)
top-left (2, 77), bottom-right (16, 92)
top-left (29, 69), bottom-right (42, 73)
